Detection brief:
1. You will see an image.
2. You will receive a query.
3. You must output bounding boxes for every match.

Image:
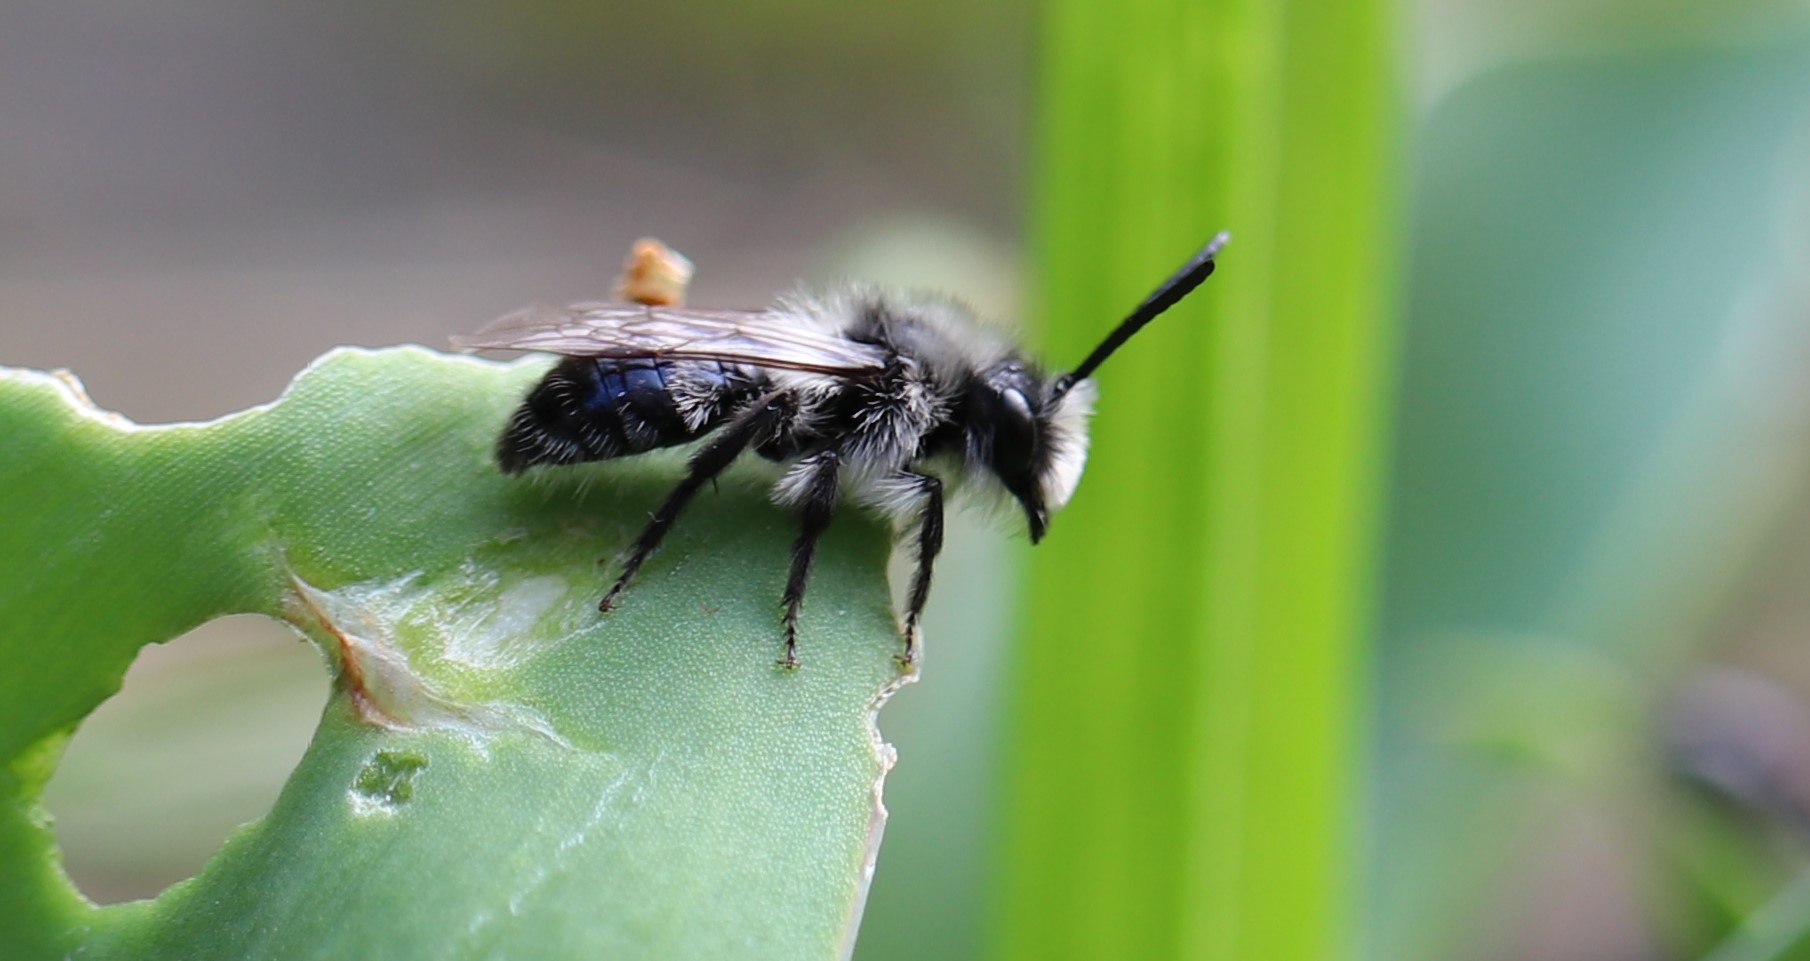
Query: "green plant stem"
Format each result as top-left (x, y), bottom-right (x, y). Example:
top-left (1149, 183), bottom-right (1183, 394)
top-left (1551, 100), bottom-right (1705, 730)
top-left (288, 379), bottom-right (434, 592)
top-left (994, 0), bottom-right (1397, 958)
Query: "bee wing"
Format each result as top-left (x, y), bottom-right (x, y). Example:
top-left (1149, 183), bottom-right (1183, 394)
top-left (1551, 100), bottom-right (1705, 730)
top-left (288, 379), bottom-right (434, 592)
top-left (451, 302), bottom-right (890, 375)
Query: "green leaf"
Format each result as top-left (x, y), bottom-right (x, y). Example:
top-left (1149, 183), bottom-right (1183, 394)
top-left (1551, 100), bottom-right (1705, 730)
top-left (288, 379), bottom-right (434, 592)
top-left (0, 347), bottom-right (905, 960)
top-left (995, 0), bottom-right (1398, 958)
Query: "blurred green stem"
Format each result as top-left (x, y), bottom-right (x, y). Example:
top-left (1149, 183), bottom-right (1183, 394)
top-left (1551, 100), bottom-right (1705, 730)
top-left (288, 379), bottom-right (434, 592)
top-left (994, 0), bottom-right (1397, 959)
top-left (1701, 866), bottom-right (1810, 961)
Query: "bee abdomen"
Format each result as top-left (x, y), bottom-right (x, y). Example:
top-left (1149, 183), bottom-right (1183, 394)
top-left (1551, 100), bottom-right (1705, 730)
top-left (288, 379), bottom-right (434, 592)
top-left (497, 357), bottom-right (755, 473)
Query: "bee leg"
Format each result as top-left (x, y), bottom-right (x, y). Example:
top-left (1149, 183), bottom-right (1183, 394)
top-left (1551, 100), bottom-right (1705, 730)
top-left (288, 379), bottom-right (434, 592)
top-left (779, 449), bottom-right (842, 670)
top-left (898, 470), bottom-right (943, 667)
top-left (600, 393), bottom-right (794, 611)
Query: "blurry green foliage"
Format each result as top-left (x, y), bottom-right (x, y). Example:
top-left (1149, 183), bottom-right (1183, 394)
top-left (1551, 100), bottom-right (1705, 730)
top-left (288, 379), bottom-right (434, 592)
top-left (1374, 32), bottom-right (1810, 961)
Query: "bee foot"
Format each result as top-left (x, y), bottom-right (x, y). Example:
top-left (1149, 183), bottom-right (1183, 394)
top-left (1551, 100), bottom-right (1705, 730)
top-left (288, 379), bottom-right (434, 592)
top-left (895, 623), bottom-right (922, 668)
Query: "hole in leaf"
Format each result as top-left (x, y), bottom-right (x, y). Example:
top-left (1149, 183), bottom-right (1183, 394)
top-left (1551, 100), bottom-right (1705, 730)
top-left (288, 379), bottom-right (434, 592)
top-left (41, 613), bottom-right (326, 904)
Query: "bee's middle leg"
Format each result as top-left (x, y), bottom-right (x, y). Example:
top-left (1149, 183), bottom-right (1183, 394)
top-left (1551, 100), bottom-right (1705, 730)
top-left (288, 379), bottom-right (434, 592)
top-left (779, 448), bottom-right (842, 669)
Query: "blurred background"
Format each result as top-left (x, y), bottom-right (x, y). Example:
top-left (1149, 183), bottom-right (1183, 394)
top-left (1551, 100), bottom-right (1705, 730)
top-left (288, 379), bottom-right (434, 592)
top-left (9, 1), bottom-right (1810, 959)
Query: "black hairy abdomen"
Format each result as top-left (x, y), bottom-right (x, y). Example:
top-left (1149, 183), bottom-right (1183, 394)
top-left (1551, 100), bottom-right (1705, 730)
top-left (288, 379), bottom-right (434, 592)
top-left (496, 357), bottom-right (756, 473)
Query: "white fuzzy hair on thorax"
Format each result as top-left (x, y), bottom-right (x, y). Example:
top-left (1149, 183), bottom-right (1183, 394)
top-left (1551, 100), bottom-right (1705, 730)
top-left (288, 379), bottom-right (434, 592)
top-left (779, 286), bottom-right (1020, 375)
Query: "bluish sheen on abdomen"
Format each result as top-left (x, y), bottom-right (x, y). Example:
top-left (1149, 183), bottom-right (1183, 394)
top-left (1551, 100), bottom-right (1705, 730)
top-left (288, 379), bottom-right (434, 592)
top-left (497, 354), bottom-right (767, 473)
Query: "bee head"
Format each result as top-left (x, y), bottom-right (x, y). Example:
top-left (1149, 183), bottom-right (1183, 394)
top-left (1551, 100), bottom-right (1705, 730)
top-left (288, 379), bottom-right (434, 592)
top-left (989, 230), bottom-right (1228, 543)
top-left (970, 361), bottom-right (1096, 544)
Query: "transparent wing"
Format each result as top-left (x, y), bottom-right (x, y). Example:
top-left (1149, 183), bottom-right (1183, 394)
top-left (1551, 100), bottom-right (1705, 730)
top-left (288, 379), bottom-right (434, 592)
top-left (451, 302), bottom-right (890, 375)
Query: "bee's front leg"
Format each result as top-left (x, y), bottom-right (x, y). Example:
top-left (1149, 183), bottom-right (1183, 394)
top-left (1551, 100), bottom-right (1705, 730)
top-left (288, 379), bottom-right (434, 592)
top-left (896, 469), bottom-right (943, 667)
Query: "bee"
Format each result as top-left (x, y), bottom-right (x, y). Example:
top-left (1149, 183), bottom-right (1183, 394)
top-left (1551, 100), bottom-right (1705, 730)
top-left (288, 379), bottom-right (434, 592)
top-left (454, 233), bottom-right (1230, 668)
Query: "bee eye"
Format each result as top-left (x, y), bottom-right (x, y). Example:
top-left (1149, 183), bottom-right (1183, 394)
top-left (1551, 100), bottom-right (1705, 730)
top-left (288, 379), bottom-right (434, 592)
top-left (1002, 388), bottom-right (1033, 420)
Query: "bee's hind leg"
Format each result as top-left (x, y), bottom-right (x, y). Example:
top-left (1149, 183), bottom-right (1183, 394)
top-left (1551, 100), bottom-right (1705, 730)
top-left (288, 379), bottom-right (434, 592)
top-left (778, 448), bottom-right (843, 670)
top-left (897, 469), bottom-right (944, 667)
top-left (600, 392), bottom-right (795, 611)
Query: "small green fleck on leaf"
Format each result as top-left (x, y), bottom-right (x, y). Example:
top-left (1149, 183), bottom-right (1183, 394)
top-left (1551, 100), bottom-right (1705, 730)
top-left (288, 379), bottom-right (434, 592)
top-left (352, 751), bottom-right (429, 810)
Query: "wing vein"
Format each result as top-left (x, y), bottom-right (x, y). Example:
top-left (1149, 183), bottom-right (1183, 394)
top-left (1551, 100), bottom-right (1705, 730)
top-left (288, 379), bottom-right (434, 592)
top-left (452, 302), bottom-right (889, 375)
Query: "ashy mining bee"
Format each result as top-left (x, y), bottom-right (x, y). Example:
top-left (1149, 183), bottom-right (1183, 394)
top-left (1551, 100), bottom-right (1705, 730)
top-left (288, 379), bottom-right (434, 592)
top-left (454, 233), bottom-right (1229, 668)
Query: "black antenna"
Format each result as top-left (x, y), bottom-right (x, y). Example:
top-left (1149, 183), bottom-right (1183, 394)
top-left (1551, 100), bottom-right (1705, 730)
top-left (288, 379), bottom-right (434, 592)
top-left (1050, 231), bottom-right (1231, 401)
